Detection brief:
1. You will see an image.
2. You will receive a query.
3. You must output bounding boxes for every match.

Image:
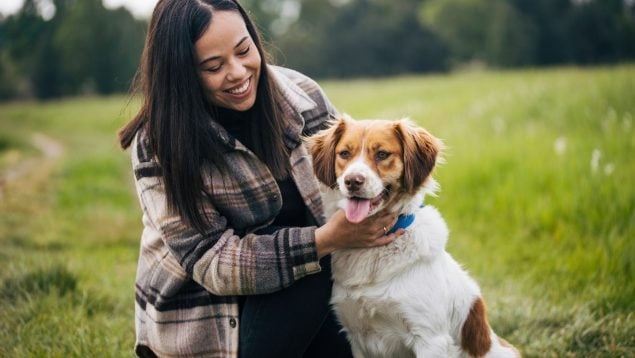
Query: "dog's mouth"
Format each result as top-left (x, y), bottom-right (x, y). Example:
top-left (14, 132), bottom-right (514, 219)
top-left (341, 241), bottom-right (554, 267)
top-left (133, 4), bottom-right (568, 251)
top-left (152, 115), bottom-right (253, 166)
top-left (344, 185), bottom-right (391, 224)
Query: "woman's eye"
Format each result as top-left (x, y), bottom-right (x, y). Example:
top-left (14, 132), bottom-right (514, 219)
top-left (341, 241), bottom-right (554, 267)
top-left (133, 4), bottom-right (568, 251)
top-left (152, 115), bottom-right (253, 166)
top-left (205, 65), bottom-right (221, 73)
top-left (375, 151), bottom-right (390, 161)
top-left (339, 150), bottom-right (351, 159)
top-left (238, 46), bottom-right (250, 56)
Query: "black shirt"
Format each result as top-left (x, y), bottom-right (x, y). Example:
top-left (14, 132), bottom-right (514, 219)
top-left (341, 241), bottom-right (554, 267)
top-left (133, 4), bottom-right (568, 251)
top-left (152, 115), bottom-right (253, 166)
top-left (217, 109), bottom-right (310, 231)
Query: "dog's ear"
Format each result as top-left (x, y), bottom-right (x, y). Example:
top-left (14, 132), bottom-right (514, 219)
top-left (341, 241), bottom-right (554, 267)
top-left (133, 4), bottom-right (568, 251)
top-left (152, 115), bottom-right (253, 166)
top-left (305, 116), bottom-right (348, 187)
top-left (394, 119), bottom-right (443, 193)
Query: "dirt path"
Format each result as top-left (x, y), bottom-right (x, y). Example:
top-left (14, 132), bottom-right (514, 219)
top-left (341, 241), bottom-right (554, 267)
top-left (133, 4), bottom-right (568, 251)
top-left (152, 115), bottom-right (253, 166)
top-left (0, 133), bottom-right (64, 198)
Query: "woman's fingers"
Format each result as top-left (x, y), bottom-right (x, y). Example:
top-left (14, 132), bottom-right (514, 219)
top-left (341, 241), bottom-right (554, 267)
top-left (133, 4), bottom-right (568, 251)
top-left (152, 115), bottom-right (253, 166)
top-left (365, 213), bottom-right (402, 245)
top-left (369, 213), bottom-right (398, 237)
top-left (374, 229), bottom-right (404, 247)
top-left (326, 209), bottom-right (405, 249)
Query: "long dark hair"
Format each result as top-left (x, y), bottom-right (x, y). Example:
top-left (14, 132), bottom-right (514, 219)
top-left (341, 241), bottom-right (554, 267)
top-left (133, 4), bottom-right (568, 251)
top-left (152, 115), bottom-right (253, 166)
top-left (118, 0), bottom-right (290, 234)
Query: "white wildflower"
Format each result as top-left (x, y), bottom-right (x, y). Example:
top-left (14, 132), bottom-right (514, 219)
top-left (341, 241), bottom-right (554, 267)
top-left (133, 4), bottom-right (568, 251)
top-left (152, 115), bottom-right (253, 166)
top-left (554, 137), bottom-right (567, 156)
top-left (602, 108), bottom-right (617, 132)
top-left (590, 149), bottom-right (601, 173)
top-left (623, 113), bottom-right (632, 131)
top-left (492, 116), bottom-right (506, 134)
top-left (604, 163), bottom-right (615, 176)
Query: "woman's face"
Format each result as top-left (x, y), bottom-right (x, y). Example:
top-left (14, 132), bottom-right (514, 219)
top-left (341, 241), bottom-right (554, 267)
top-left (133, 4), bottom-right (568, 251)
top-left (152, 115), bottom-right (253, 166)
top-left (194, 11), bottom-right (261, 112)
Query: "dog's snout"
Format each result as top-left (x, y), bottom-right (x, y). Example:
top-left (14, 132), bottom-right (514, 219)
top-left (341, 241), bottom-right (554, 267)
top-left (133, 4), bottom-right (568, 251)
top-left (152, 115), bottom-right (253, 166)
top-left (344, 174), bottom-right (365, 192)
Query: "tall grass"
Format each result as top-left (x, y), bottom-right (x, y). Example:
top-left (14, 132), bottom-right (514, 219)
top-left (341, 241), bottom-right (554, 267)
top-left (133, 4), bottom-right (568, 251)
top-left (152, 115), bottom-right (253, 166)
top-left (0, 66), bottom-right (633, 356)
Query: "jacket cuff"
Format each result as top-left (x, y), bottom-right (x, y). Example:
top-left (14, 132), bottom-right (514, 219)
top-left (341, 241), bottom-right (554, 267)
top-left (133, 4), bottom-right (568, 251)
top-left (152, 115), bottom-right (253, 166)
top-left (288, 226), bottom-right (322, 280)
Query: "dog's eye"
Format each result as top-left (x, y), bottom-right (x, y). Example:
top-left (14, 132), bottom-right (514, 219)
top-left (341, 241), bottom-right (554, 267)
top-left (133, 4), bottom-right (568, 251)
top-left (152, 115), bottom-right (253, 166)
top-left (375, 151), bottom-right (390, 161)
top-left (339, 150), bottom-right (351, 159)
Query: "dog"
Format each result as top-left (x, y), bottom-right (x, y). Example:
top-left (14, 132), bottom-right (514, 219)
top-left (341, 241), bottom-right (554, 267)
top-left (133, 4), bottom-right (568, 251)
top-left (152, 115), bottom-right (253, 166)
top-left (307, 115), bottom-right (520, 357)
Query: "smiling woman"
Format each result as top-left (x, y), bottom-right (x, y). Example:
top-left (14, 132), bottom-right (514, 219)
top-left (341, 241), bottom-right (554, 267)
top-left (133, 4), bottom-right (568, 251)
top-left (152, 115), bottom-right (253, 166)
top-left (194, 11), bottom-right (261, 111)
top-left (116, 0), bottom-right (402, 357)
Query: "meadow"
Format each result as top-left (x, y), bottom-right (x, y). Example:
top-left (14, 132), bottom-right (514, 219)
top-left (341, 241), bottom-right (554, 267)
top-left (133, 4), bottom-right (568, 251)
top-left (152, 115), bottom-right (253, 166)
top-left (0, 65), bottom-right (633, 357)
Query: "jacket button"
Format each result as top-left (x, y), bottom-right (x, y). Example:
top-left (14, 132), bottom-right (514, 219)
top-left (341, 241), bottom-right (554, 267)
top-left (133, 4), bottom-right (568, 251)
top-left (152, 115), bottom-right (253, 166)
top-left (229, 318), bottom-right (237, 328)
top-left (271, 194), bottom-right (279, 201)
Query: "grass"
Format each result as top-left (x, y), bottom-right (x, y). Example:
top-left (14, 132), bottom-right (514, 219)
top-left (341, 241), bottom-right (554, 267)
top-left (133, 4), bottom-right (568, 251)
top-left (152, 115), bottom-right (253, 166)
top-left (1, 65), bottom-right (634, 356)
top-left (0, 96), bottom-right (140, 357)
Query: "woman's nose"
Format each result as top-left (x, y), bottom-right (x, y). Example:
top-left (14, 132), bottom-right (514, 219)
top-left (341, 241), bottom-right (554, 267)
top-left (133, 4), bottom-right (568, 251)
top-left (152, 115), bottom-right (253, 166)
top-left (226, 59), bottom-right (247, 81)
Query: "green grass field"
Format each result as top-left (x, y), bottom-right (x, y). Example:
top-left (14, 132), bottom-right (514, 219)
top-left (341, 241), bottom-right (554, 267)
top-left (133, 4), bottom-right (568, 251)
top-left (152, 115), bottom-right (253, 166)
top-left (1, 65), bottom-right (633, 357)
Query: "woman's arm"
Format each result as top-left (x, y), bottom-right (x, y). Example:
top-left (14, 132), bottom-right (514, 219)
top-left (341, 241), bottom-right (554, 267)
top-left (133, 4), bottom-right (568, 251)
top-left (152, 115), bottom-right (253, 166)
top-left (133, 145), bottom-right (400, 297)
top-left (132, 136), bottom-right (321, 297)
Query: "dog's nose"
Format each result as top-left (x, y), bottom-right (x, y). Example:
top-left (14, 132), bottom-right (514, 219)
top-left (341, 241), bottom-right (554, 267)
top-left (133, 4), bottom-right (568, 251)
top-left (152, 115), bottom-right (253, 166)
top-left (344, 174), bottom-right (365, 192)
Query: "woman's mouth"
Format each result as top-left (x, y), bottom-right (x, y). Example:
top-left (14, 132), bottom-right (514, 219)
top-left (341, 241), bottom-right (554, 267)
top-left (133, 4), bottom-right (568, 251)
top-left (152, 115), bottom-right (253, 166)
top-left (225, 77), bottom-right (251, 96)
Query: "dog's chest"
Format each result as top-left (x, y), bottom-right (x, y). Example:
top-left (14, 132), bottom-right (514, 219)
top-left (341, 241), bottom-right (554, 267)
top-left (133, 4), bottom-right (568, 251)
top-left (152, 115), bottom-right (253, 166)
top-left (336, 294), bottom-right (406, 330)
top-left (330, 239), bottom-right (430, 357)
top-left (331, 231), bottom-right (423, 287)
top-left (334, 293), bottom-right (416, 357)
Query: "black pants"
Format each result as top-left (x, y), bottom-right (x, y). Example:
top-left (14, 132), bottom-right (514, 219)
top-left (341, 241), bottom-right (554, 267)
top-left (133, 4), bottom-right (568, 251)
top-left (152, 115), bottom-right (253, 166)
top-left (239, 257), bottom-right (352, 358)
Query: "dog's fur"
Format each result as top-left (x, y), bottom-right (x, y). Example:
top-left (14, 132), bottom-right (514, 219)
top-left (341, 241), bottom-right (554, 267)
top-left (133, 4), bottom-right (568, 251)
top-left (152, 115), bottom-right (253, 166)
top-left (307, 115), bottom-right (519, 357)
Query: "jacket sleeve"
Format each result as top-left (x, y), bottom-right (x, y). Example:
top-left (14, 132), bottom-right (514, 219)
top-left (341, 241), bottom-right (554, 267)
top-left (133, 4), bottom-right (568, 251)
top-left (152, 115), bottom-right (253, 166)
top-left (131, 134), bottom-right (321, 297)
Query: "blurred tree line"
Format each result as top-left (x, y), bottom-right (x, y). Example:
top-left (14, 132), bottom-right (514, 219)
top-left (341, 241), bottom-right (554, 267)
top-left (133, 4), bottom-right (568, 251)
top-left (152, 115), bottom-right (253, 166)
top-left (1, 0), bottom-right (634, 100)
top-left (0, 0), bottom-right (145, 99)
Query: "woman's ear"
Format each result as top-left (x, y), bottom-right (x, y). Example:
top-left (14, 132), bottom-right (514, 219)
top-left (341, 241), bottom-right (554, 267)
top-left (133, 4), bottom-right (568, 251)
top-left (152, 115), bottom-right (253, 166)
top-left (305, 116), bottom-right (348, 188)
top-left (393, 119), bottom-right (443, 194)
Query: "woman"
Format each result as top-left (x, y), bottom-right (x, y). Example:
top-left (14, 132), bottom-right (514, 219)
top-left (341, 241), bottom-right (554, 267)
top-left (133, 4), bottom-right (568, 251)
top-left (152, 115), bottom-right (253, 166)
top-left (118, 0), bottom-right (402, 356)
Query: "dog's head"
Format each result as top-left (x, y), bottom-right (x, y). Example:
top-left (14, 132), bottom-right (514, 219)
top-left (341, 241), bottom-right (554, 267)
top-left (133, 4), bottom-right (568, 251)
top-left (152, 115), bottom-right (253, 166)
top-left (307, 114), bottom-right (442, 223)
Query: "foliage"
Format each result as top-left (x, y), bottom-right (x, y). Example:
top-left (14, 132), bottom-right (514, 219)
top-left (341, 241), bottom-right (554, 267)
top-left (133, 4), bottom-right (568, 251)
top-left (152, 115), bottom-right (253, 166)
top-left (0, 0), bottom-right (145, 99)
top-left (0, 52), bottom-right (20, 99)
top-left (0, 65), bottom-right (634, 356)
top-left (274, 0), bottom-right (449, 78)
top-left (1, 0), bottom-right (635, 99)
top-left (419, 0), bottom-right (635, 68)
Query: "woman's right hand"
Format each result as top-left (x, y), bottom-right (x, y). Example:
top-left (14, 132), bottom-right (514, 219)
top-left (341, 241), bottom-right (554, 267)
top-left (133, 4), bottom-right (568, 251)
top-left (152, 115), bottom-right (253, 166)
top-left (314, 209), bottom-right (404, 258)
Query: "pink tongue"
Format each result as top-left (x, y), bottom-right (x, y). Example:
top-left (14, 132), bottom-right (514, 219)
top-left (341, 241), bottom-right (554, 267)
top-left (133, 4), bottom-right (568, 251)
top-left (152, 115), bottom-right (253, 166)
top-left (345, 198), bottom-right (371, 223)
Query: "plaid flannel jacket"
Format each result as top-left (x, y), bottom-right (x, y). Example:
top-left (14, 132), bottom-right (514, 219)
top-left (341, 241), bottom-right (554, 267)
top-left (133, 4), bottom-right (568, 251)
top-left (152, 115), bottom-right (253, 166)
top-left (131, 66), bottom-right (337, 357)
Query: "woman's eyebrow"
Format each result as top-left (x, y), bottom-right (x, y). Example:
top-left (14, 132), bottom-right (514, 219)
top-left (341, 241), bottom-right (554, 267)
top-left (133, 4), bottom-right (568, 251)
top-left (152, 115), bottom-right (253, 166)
top-left (199, 36), bottom-right (249, 66)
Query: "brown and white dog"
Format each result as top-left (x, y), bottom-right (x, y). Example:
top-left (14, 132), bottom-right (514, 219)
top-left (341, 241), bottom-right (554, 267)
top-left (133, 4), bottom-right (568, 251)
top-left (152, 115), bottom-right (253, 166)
top-left (307, 115), bottom-right (519, 358)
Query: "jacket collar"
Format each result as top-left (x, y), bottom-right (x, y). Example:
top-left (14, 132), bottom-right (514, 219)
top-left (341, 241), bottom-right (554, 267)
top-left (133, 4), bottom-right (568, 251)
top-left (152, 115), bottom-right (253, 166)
top-left (269, 65), bottom-right (317, 149)
top-left (269, 65), bottom-right (317, 115)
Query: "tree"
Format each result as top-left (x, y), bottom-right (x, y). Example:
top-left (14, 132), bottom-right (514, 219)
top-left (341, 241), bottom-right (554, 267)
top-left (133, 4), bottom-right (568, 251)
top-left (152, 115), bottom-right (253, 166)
top-left (53, 0), bottom-right (145, 94)
top-left (0, 0), bottom-right (145, 99)
top-left (564, 0), bottom-right (623, 64)
top-left (509, 0), bottom-right (570, 65)
top-left (0, 53), bottom-right (19, 100)
top-left (485, 1), bottom-right (537, 67)
top-left (268, 0), bottom-right (339, 76)
top-left (1, 0), bottom-right (57, 97)
top-left (274, 0), bottom-right (448, 78)
top-left (419, 0), bottom-right (537, 67)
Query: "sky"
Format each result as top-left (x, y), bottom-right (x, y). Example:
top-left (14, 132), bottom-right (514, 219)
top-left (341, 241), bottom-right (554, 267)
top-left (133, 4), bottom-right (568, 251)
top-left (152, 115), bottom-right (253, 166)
top-left (0, 0), bottom-right (159, 19)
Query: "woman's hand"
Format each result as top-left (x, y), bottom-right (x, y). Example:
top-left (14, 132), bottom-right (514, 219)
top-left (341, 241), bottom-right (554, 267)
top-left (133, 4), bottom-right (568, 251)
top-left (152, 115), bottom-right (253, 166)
top-left (314, 209), bottom-right (404, 258)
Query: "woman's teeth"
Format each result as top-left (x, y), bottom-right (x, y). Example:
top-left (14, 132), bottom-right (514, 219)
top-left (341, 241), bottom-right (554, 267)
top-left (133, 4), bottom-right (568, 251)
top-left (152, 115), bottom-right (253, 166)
top-left (227, 79), bottom-right (249, 95)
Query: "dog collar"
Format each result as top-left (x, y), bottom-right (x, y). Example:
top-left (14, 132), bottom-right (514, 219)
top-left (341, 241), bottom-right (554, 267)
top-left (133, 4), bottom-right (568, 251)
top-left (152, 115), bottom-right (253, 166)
top-left (387, 204), bottom-right (424, 234)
